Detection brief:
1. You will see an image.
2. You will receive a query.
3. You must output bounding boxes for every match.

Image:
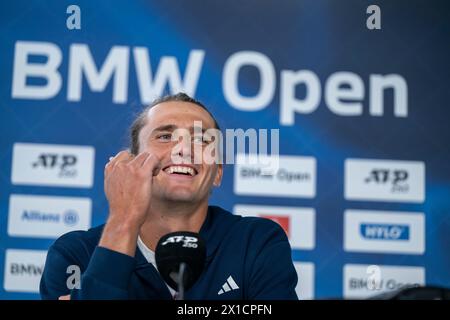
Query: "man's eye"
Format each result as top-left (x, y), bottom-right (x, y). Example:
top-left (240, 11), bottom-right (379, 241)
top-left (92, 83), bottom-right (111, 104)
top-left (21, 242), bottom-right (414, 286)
top-left (157, 133), bottom-right (172, 141)
top-left (193, 136), bottom-right (208, 144)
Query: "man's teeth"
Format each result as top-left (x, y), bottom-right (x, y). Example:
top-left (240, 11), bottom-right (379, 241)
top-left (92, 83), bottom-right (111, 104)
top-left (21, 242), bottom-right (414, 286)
top-left (165, 166), bottom-right (195, 176)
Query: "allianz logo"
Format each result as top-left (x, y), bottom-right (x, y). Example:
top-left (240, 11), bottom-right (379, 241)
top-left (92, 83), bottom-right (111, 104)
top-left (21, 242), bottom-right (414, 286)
top-left (21, 209), bottom-right (79, 226)
top-left (360, 223), bottom-right (410, 241)
top-left (240, 167), bottom-right (310, 182)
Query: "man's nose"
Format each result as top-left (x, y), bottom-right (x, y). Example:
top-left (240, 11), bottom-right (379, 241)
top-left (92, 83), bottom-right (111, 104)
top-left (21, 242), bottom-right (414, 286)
top-left (171, 134), bottom-right (192, 162)
top-left (179, 135), bottom-right (192, 157)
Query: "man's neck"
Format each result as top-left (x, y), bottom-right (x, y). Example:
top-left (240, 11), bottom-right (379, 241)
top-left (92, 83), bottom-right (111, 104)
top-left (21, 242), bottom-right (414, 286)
top-left (139, 199), bottom-right (209, 251)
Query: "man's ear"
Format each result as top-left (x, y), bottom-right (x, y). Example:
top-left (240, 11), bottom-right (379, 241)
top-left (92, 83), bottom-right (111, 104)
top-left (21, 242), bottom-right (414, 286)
top-left (213, 164), bottom-right (223, 187)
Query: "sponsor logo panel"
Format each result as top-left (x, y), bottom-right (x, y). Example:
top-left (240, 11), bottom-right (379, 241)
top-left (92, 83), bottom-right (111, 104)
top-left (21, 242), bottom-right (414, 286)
top-left (8, 194), bottom-right (91, 239)
top-left (344, 159), bottom-right (425, 203)
top-left (11, 143), bottom-right (95, 188)
top-left (234, 205), bottom-right (315, 250)
top-left (343, 264), bottom-right (425, 299)
top-left (4, 249), bottom-right (48, 293)
top-left (234, 154), bottom-right (316, 198)
top-left (294, 262), bottom-right (315, 300)
top-left (344, 210), bottom-right (425, 254)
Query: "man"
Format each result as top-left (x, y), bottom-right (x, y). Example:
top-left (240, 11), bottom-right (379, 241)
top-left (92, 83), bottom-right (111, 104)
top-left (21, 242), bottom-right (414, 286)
top-left (40, 93), bottom-right (298, 300)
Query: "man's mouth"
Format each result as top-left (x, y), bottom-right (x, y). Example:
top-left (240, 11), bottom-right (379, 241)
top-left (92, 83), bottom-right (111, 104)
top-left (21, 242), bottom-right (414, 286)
top-left (163, 165), bottom-right (198, 177)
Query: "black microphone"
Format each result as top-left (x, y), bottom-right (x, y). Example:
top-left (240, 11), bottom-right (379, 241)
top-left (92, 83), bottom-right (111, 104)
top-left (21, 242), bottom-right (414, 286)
top-left (155, 231), bottom-right (206, 300)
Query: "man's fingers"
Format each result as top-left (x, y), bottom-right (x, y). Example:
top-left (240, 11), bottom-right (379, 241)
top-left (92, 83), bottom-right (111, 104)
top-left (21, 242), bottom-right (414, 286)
top-left (107, 150), bottom-right (133, 168)
top-left (114, 150), bottom-right (134, 164)
top-left (129, 152), bottom-right (151, 168)
top-left (142, 154), bottom-right (161, 176)
top-left (58, 294), bottom-right (71, 300)
top-left (105, 150), bottom-right (160, 177)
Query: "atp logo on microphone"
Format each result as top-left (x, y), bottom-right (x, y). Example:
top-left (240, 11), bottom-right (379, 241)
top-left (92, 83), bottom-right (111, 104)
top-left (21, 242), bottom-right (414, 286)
top-left (162, 235), bottom-right (199, 248)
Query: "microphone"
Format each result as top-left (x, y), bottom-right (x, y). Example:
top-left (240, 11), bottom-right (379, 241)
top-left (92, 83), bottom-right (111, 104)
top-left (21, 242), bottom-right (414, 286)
top-left (155, 231), bottom-right (206, 300)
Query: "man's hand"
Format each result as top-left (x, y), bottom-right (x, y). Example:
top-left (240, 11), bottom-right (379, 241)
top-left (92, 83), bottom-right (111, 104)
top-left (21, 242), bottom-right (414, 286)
top-left (104, 150), bottom-right (161, 226)
top-left (100, 151), bottom-right (161, 256)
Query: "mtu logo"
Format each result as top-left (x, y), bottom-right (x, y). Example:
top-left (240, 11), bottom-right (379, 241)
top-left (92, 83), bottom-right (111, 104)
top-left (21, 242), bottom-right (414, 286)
top-left (360, 223), bottom-right (410, 241)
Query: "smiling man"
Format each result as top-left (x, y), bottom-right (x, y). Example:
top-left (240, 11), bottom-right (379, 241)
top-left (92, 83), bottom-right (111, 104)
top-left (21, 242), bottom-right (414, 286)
top-left (40, 93), bottom-right (298, 300)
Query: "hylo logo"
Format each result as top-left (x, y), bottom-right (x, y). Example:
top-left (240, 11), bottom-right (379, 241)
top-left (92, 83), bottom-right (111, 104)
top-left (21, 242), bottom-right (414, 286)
top-left (360, 223), bottom-right (410, 241)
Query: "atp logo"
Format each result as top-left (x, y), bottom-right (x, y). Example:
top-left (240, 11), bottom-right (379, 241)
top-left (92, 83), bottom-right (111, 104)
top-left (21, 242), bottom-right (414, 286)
top-left (162, 235), bottom-right (198, 248)
top-left (364, 169), bottom-right (409, 193)
top-left (32, 153), bottom-right (78, 177)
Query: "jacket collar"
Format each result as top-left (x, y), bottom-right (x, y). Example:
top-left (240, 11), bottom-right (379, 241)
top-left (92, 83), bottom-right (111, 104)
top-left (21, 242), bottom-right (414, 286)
top-left (199, 206), bottom-right (239, 261)
top-left (131, 206), bottom-right (239, 298)
top-left (134, 205), bottom-right (239, 266)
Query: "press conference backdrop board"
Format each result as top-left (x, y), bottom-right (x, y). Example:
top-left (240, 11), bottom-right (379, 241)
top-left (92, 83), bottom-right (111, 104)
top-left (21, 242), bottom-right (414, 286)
top-left (1, 0), bottom-right (450, 299)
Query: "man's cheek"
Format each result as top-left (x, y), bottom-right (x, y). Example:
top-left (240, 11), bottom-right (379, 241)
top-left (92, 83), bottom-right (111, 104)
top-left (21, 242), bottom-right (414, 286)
top-left (202, 141), bottom-right (221, 165)
top-left (193, 149), bottom-right (203, 165)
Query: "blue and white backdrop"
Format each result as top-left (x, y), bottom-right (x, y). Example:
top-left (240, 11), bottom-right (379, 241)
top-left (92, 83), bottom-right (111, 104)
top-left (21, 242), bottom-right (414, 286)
top-left (1, 0), bottom-right (450, 299)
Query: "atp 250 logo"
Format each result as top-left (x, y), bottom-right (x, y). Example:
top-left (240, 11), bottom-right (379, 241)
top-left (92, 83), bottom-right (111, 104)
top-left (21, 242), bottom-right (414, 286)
top-left (364, 169), bottom-right (409, 193)
top-left (162, 235), bottom-right (199, 248)
top-left (12, 143), bottom-right (95, 188)
top-left (32, 153), bottom-right (78, 177)
top-left (345, 159), bottom-right (425, 203)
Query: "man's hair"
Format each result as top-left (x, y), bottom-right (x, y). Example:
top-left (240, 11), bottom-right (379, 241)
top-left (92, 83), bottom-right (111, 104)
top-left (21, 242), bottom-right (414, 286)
top-left (129, 92), bottom-right (221, 155)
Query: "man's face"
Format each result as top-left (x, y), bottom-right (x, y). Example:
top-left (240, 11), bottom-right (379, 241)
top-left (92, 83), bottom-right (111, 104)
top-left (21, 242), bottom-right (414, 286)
top-left (137, 101), bottom-right (223, 203)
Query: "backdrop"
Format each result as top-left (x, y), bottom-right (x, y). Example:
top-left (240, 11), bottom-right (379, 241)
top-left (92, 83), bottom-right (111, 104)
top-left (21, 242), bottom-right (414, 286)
top-left (1, 0), bottom-right (449, 299)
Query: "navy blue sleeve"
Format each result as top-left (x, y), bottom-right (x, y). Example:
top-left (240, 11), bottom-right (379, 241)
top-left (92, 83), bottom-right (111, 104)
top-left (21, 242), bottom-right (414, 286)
top-left (40, 233), bottom-right (136, 300)
top-left (246, 219), bottom-right (298, 300)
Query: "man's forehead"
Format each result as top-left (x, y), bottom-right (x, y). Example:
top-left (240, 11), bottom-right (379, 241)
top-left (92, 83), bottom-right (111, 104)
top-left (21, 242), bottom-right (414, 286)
top-left (145, 101), bottom-right (216, 129)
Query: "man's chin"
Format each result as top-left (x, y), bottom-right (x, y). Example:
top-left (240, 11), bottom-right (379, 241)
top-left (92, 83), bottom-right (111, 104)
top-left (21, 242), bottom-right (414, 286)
top-left (163, 191), bottom-right (197, 203)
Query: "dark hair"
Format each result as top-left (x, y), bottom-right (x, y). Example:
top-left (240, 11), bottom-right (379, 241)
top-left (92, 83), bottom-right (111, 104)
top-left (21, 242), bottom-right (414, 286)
top-left (129, 92), bottom-right (221, 155)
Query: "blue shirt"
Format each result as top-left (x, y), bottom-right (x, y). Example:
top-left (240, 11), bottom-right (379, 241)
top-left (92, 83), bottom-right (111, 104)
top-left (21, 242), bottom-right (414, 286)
top-left (40, 206), bottom-right (298, 300)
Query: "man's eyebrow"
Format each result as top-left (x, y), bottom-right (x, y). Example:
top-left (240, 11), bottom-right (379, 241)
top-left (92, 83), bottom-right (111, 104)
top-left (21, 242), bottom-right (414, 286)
top-left (151, 124), bottom-right (178, 134)
top-left (151, 124), bottom-right (216, 134)
top-left (192, 126), bottom-right (208, 133)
